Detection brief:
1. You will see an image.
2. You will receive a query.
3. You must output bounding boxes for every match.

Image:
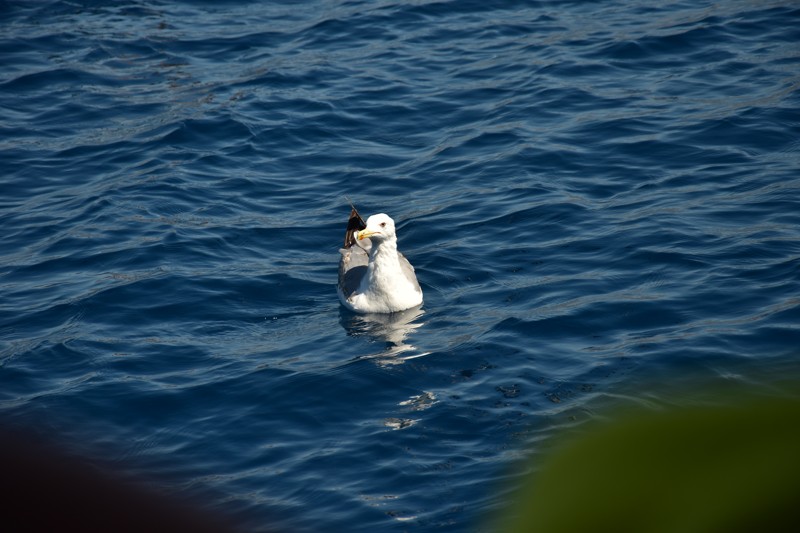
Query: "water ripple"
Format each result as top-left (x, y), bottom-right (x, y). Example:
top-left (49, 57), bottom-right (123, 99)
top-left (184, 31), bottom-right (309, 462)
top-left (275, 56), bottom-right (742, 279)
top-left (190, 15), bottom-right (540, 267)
top-left (1, 0), bottom-right (799, 531)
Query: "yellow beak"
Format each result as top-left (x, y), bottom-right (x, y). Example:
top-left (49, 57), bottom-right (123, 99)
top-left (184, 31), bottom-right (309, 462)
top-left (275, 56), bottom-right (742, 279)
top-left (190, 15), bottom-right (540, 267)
top-left (357, 229), bottom-right (380, 240)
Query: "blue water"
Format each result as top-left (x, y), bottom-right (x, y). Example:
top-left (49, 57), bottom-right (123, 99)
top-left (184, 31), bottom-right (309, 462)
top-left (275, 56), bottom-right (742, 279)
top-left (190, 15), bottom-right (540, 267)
top-left (2, 0), bottom-right (799, 530)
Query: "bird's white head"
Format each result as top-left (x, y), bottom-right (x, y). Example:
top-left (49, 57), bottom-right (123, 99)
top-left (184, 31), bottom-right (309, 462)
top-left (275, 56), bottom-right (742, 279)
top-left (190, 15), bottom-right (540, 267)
top-left (357, 213), bottom-right (396, 243)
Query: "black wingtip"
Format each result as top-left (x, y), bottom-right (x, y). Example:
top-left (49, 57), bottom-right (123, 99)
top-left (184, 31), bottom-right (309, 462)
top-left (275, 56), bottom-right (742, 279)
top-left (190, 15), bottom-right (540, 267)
top-left (343, 203), bottom-right (367, 248)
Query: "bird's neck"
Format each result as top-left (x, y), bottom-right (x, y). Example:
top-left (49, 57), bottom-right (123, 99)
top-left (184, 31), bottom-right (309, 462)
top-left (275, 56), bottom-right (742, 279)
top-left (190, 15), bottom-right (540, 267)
top-left (369, 239), bottom-right (397, 259)
top-left (367, 240), bottom-right (402, 285)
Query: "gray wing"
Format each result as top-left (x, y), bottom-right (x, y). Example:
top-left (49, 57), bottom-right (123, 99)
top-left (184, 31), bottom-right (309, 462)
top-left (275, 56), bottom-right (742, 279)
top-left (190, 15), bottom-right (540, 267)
top-left (338, 245), bottom-right (369, 300)
top-left (398, 251), bottom-right (422, 293)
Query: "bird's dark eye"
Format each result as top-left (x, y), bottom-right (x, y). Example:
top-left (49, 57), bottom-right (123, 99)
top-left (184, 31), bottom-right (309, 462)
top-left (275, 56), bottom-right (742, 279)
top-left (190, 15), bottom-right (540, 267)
top-left (380, 222), bottom-right (386, 228)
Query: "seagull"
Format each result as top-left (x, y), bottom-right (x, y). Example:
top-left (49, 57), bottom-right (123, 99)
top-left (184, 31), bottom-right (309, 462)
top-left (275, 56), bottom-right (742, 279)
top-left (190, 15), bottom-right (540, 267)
top-left (337, 205), bottom-right (423, 313)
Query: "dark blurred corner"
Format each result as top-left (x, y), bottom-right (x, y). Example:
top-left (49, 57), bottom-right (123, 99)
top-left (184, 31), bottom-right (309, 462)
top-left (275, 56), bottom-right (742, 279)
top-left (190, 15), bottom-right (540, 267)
top-left (0, 427), bottom-right (248, 533)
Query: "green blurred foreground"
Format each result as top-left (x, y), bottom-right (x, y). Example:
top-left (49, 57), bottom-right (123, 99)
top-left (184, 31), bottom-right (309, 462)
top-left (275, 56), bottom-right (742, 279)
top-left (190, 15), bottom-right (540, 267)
top-left (500, 390), bottom-right (800, 532)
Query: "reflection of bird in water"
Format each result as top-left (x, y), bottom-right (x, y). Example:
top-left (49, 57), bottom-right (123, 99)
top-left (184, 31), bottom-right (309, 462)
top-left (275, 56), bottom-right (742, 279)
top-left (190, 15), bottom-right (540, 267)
top-left (339, 306), bottom-right (427, 363)
top-left (337, 204), bottom-right (423, 313)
